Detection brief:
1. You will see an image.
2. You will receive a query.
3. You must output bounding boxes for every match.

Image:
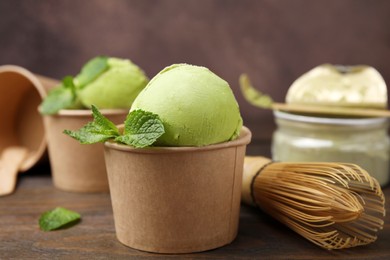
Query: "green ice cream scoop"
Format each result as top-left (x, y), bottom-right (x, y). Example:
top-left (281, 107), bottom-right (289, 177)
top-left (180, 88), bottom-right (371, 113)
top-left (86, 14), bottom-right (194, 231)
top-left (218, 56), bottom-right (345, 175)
top-left (286, 64), bottom-right (387, 109)
top-left (130, 64), bottom-right (243, 146)
top-left (76, 57), bottom-right (149, 109)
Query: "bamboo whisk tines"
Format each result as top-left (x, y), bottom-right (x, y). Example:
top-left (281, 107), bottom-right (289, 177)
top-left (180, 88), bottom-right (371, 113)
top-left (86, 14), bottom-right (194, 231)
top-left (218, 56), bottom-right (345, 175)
top-left (242, 157), bottom-right (385, 250)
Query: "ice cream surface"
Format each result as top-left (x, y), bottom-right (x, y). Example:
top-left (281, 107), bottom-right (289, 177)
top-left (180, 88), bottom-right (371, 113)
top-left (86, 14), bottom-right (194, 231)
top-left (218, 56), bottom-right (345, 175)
top-left (286, 64), bottom-right (387, 108)
top-left (76, 57), bottom-right (149, 109)
top-left (130, 64), bottom-right (243, 146)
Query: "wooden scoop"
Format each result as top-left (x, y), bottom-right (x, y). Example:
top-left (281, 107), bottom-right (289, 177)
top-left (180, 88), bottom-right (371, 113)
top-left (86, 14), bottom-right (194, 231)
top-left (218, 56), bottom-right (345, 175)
top-left (0, 147), bottom-right (28, 196)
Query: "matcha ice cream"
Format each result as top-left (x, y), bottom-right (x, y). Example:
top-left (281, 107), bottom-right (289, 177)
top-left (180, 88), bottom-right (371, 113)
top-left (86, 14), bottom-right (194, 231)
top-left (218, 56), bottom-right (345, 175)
top-left (286, 64), bottom-right (387, 109)
top-left (130, 64), bottom-right (243, 146)
top-left (77, 58), bottom-right (149, 109)
top-left (40, 56), bottom-right (149, 115)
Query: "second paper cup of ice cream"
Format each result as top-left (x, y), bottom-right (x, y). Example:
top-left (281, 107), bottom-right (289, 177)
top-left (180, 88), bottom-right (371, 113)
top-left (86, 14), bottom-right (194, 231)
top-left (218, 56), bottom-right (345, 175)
top-left (40, 57), bottom-right (149, 192)
top-left (43, 109), bottom-right (127, 192)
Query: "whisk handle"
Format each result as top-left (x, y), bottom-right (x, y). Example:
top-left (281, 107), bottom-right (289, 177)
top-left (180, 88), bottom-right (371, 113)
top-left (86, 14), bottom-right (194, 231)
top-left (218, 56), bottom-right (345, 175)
top-left (242, 156), bottom-right (272, 206)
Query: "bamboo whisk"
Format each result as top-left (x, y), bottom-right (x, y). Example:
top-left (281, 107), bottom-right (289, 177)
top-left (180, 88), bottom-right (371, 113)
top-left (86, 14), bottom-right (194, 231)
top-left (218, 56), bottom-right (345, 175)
top-left (242, 156), bottom-right (386, 250)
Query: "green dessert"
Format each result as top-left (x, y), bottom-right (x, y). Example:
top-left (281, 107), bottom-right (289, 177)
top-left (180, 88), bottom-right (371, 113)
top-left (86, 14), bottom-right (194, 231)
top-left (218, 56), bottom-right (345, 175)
top-left (131, 64), bottom-right (243, 146)
top-left (286, 64), bottom-right (387, 109)
top-left (40, 56), bottom-right (149, 114)
top-left (77, 58), bottom-right (149, 109)
top-left (65, 64), bottom-right (243, 148)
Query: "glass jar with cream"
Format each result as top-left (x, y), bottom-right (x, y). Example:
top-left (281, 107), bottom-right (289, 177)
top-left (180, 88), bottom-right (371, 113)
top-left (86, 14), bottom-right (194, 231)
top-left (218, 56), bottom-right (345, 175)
top-left (272, 111), bottom-right (390, 187)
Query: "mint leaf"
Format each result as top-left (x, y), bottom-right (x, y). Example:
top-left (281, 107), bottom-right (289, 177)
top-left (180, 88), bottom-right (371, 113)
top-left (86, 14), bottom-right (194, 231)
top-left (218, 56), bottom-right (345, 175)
top-left (39, 76), bottom-right (79, 115)
top-left (63, 105), bottom-right (120, 144)
top-left (239, 74), bottom-right (273, 109)
top-left (64, 122), bottom-right (117, 144)
top-left (75, 56), bottom-right (109, 88)
top-left (39, 56), bottom-right (109, 115)
top-left (39, 207), bottom-right (81, 231)
top-left (63, 107), bottom-right (164, 148)
top-left (62, 75), bottom-right (77, 95)
top-left (115, 109), bottom-right (165, 148)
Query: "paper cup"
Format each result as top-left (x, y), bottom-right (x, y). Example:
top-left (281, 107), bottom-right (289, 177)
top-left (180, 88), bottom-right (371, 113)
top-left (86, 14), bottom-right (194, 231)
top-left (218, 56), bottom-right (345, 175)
top-left (104, 126), bottom-right (251, 253)
top-left (0, 65), bottom-right (58, 171)
top-left (43, 109), bottom-right (127, 192)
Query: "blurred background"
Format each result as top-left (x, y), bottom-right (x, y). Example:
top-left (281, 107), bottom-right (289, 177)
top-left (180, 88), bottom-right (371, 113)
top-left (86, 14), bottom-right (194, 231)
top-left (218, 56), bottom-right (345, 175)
top-left (1, 0), bottom-right (389, 142)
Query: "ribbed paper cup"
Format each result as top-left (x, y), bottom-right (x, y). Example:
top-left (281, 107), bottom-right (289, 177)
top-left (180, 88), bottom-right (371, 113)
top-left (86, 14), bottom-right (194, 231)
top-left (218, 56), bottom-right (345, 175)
top-left (104, 126), bottom-right (251, 253)
top-left (43, 109), bottom-right (127, 192)
top-left (0, 65), bottom-right (58, 171)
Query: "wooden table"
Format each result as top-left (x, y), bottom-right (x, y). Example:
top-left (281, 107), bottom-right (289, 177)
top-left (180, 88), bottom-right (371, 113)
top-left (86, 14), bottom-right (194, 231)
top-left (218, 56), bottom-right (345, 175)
top-left (1, 141), bottom-right (390, 259)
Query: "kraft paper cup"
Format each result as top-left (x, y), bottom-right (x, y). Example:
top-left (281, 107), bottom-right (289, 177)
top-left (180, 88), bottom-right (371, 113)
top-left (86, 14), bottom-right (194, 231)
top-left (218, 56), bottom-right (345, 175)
top-left (104, 126), bottom-right (252, 253)
top-left (43, 109), bottom-right (127, 192)
top-left (0, 65), bottom-right (58, 171)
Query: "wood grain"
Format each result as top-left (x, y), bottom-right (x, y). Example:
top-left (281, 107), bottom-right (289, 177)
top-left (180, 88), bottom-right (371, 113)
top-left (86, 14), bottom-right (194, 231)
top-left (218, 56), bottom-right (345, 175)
top-left (1, 144), bottom-right (389, 259)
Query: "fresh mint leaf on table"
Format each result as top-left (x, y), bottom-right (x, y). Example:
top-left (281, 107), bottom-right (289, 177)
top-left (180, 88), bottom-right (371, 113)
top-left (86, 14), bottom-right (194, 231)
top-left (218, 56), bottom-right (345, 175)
top-left (39, 76), bottom-right (79, 115)
top-left (75, 56), bottom-right (109, 88)
top-left (115, 109), bottom-right (165, 148)
top-left (64, 105), bottom-right (165, 148)
top-left (39, 207), bottom-right (81, 231)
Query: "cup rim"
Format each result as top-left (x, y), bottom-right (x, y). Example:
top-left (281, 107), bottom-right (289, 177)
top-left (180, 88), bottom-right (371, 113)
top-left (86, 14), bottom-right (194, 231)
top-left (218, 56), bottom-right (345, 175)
top-left (38, 108), bottom-right (129, 117)
top-left (56, 108), bottom-right (128, 116)
top-left (104, 126), bottom-right (252, 154)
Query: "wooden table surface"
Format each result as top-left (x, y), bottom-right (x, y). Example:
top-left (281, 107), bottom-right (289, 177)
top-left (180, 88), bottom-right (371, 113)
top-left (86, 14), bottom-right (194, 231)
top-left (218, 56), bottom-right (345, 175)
top-left (1, 141), bottom-right (390, 259)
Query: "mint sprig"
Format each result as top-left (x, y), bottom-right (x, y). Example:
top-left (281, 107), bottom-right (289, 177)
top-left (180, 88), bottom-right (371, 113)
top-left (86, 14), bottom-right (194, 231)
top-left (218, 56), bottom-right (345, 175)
top-left (64, 105), bottom-right (120, 144)
top-left (39, 207), bottom-right (81, 231)
top-left (39, 56), bottom-right (109, 115)
top-left (64, 106), bottom-right (165, 148)
top-left (75, 56), bottom-right (109, 88)
top-left (115, 110), bottom-right (165, 148)
top-left (39, 76), bottom-right (79, 115)
top-left (239, 73), bottom-right (273, 109)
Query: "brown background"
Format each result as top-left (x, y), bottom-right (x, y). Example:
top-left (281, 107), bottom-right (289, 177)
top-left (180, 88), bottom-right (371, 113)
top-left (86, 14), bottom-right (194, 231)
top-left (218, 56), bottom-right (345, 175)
top-left (1, 0), bottom-right (390, 141)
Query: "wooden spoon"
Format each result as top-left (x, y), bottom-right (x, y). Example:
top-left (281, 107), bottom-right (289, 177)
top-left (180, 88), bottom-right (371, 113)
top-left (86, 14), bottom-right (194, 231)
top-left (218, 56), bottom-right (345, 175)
top-left (0, 147), bottom-right (28, 196)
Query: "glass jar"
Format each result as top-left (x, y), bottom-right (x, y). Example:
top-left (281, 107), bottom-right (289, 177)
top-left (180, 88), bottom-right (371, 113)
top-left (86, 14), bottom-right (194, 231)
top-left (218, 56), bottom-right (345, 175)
top-left (272, 111), bottom-right (390, 187)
